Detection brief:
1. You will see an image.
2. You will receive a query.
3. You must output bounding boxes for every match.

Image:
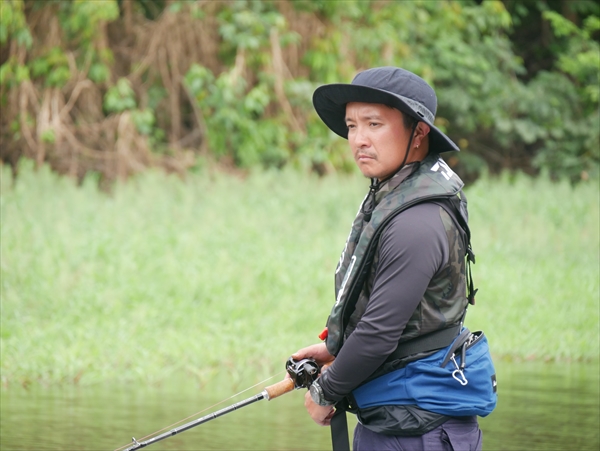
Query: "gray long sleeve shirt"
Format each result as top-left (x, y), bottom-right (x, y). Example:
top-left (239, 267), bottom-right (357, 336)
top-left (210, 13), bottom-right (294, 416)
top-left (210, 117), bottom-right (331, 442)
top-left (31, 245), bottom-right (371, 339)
top-left (320, 202), bottom-right (452, 402)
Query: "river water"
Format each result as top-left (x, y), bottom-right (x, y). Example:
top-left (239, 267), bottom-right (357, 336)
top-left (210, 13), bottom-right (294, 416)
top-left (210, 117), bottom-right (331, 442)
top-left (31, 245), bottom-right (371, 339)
top-left (1, 361), bottom-right (598, 451)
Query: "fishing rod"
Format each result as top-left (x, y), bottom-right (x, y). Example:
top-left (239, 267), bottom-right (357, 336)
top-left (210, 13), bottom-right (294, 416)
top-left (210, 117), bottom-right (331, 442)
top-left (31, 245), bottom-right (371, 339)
top-left (120, 357), bottom-right (320, 451)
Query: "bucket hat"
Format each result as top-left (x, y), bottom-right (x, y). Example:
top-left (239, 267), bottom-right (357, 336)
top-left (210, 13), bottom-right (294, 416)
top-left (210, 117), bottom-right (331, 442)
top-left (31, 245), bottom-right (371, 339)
top-left (312, 66), bottom-right (459, 153)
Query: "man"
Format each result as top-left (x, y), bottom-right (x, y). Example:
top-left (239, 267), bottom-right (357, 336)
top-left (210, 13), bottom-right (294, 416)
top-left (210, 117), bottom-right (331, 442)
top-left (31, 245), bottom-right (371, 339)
top-left (292, 67), bottom-right (495, 450)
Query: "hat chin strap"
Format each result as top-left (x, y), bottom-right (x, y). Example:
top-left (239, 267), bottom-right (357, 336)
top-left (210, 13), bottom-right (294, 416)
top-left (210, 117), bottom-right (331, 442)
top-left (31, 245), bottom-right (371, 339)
top-left (396, 121), bottom-right (419, 175)
top-left (361, 122), bottom-right (419, 222)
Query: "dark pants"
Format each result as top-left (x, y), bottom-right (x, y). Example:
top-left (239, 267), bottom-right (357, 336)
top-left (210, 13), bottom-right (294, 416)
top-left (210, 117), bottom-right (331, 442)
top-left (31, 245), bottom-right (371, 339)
top-left (353, 416), bottom-right (482, 451)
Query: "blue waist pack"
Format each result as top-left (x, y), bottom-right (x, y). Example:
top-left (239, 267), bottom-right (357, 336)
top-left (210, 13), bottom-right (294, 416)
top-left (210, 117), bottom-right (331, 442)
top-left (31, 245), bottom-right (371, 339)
top-left (352, 329), bottom-right (498, 417)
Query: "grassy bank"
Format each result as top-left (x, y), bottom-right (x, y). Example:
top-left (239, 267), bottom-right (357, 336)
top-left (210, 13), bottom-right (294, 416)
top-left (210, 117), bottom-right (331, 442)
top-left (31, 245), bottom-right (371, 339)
top-left (1, 162), bottom-right (598, 387)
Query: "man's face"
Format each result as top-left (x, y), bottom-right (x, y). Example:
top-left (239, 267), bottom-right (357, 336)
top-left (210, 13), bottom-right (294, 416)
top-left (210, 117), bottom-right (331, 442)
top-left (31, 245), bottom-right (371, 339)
top-left (345, 102), bottom-right (412, 180)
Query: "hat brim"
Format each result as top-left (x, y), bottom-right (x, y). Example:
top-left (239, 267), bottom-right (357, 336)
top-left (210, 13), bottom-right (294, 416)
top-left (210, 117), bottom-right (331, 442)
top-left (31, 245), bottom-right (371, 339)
top-left (313, 84), bottom-right (459, 153)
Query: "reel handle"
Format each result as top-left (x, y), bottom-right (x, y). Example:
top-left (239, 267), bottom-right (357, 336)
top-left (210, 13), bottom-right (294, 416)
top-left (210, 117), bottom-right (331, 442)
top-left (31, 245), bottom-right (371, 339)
top-left (285, 357), bottom-right (320, 389)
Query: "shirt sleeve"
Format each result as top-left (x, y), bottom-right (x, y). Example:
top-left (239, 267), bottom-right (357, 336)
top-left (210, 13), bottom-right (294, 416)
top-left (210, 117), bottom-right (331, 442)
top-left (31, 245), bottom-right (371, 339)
top-left (320, 202), bottom-right (450, 401)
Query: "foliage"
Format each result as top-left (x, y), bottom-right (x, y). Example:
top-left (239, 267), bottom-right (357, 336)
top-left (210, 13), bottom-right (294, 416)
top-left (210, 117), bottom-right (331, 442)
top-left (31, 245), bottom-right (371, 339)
top-left (0, 0), bottom-right (32, 48)
top-left (545, 11), bottom-right (600, 103)
top-left (30, 47), bottom-right (70, 87)
top-left (0, 0), bottom-right (598, 183)
top-left (103, 78), bottom-right (137, 113)
top-left (0, 1), bottom-right (32, 90)
top-left (184, 62), bottom-right (290, 167)
top-left (531, 10), bottom-right (600, 180)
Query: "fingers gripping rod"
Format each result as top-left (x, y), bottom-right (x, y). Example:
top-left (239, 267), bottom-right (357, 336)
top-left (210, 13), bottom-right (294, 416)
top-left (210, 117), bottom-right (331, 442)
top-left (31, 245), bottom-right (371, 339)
top-left (123, 358), bottom-right (319, 451)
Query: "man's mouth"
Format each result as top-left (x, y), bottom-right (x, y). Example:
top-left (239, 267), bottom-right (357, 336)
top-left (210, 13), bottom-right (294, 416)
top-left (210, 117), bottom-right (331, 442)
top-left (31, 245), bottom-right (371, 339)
top-left (356, 153), bottom-right (376, 161)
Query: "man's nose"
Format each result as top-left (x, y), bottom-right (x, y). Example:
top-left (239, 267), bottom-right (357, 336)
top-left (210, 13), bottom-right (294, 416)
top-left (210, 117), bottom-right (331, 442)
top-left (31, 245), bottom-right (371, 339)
top-left (352, 126), bottom-right (370, 147)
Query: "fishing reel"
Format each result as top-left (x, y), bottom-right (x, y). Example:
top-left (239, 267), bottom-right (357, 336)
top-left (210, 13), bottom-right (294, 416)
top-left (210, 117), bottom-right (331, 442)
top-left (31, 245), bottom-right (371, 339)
top-left (286, 357), bottom-right (320, 389)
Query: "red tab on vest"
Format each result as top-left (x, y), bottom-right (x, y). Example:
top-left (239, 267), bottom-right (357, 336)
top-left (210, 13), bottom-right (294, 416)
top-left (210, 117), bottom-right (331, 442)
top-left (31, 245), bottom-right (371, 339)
top-left (318, 328), bottom-right (328, 341)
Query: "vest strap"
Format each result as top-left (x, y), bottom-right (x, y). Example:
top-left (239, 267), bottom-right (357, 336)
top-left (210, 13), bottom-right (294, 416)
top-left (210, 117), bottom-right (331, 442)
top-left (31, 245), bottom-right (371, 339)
top-left (330, 404), bottom-right (350, 451)
top-left (385, 324), bottom-right (462, 364)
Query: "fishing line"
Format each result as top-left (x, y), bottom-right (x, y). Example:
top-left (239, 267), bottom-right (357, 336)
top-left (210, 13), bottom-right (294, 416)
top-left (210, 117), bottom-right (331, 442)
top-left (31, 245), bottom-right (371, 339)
top-left (113, 370), bottom-right (286, 451)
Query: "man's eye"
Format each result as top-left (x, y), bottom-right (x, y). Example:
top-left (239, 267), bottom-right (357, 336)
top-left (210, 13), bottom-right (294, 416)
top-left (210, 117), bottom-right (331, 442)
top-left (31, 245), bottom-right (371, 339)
top-left (370, 122), bottom-right (380, 127)
top-left (346, 124), bottom-right (355, 129)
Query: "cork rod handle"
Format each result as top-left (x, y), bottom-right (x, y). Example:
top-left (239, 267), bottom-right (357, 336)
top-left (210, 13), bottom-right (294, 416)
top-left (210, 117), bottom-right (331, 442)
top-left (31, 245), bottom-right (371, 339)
top-left (264, 379), bottom-right (295, 400)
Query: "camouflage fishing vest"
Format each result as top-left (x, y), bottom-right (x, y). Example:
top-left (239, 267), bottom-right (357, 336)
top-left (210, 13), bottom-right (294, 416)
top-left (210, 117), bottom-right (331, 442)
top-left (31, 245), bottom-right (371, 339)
top-left (326, 153), bottom-right (471, 358)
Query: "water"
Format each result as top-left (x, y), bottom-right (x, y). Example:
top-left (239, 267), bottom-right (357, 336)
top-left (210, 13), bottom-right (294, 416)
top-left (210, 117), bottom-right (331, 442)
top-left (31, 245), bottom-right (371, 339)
top-left (1, 362), bottom-right (598, 451)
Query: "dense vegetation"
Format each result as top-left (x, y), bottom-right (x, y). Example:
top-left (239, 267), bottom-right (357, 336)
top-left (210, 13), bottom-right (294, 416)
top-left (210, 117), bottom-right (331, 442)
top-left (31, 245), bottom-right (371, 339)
top-left (1, 162), bottom-right (598, 387)
top-left (1, 0), bottom-right (598, 185)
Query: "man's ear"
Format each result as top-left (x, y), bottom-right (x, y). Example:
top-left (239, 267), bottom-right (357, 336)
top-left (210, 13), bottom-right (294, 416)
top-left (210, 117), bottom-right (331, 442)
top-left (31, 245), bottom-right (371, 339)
top-left (413, 122), bottom-right (431, 148)
top-left (416, 122), bottom-right (431, 138)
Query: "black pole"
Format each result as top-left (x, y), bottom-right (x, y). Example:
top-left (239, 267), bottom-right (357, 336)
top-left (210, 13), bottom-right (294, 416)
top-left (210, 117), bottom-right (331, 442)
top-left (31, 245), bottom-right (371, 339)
top-left (123, 392), bottom-right (266, 451)
top-left (119, 358), bottom-right (319, 451)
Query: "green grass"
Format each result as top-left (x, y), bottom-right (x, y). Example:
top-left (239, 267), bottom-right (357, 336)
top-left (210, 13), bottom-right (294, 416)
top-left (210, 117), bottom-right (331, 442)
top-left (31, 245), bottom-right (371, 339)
top-left (1, 162), bottom-right (598, 387)
top-left (465, 172), bottom-right (599, 362)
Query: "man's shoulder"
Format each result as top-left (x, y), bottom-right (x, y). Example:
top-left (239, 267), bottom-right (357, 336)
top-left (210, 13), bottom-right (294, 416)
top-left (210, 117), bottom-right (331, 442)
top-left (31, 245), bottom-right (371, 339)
top-left (381, 202), bottom-right (448, 245)
top-left (377, 201), bottom-right (449, 268)
top-left (388, 201), bottom-right (446, 226)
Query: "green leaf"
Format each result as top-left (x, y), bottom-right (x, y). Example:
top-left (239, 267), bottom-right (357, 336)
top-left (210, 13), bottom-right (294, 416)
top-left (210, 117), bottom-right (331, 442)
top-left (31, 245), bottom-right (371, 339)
top-left (103, 78), bottom-right (137, 113)
top-left (31, 58), bottom-right (49, 77)
top-left (0, 62), bottom-right (13, 85)
top-left (168, 2), bottom-right (182, 13)
top-left (131, 108), bottom-right (155, 135)
top-left (15, 27), bottom-right (32, 48)
top-left (46, 66), bottom-right (71, 87)
top-left (0, 24), bottom-right (8, 44)
top-left (15, 64), bottom-right (29, 82)
top-left (88, 63), bottom-right (109, 83)
top-left (40, 129), bottom-right (56, 144)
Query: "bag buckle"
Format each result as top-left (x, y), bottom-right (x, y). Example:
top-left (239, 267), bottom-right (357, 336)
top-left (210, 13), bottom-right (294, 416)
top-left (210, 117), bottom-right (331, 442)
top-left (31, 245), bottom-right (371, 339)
top-left (450, 355), bottom-right (468, 386)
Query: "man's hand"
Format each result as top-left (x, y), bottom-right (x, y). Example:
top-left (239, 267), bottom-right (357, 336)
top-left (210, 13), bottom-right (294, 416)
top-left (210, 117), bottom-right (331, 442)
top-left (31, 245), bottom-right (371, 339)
top-left (284, 343), bottom-right (336, 426)
top-left (291, 342), bottom-right (335, 368)
top-left (304, 390), bottom-right (335, 426)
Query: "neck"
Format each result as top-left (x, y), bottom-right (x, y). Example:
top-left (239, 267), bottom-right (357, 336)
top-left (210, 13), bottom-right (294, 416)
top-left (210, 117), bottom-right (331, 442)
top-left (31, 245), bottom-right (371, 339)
top-left (377, 160), bottom-right (419, 184)
top-left (407, 138), bottom-right (429, 163)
